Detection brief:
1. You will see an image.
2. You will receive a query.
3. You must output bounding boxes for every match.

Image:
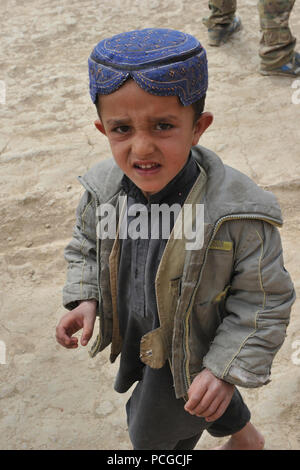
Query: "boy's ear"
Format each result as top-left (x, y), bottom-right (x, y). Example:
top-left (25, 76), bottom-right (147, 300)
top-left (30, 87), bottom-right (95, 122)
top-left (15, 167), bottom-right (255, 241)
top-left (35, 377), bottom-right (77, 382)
top-left (94, 119), bottom-right (106, 135)
top-left (192, 112), bottom-right (213, 146)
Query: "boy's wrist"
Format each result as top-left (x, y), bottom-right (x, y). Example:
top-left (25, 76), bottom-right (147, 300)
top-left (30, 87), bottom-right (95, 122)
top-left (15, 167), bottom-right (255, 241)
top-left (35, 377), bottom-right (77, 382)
top-left (78, 298), bottom-right (97, 304)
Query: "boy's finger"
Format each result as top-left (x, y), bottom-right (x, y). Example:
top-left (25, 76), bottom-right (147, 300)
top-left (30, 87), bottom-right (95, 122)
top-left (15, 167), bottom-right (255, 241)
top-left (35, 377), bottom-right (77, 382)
top-left (56, 326), bottom-right (69, 345)
top-left (194, 390), bottom-right (214, 413)
top-left (184, 389), bottom-right (207, 413)
top-left (56, 326), bottom-right (78, 348)
top-left (65, 337), bottom-right (78, 349)
top-left (81, 317), bottom-right (95, 346)
top-left (184, 379), bottom-right (207, 413)
top-left (205, 398), bottom-right (230, 422)
top-left (196, 395), bottom-right (222, 418)
top-left (60, 335), bottom-right (78, 348)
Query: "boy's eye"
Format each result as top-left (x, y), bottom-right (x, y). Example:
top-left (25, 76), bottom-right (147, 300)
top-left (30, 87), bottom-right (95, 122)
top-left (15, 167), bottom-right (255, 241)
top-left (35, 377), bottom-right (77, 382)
top-left (156, 122), bottom-right (173, 131)
top-left (113, 125), bottom-right (130, 134)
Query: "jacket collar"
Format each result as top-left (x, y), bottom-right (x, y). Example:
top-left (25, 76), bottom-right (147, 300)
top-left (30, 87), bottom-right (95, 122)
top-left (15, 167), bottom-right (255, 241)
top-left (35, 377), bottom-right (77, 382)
top-left (78, 145), bottom-right (283, 226)
top-left (191, 146), bottom-right (283, 226)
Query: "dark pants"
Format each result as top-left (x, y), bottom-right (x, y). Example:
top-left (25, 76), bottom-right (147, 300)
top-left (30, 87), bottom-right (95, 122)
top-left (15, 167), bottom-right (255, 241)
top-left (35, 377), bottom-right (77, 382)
top-left (125, 364), bottom-right (250, 450)
top-left (173, 388), bottom-right (251, 450)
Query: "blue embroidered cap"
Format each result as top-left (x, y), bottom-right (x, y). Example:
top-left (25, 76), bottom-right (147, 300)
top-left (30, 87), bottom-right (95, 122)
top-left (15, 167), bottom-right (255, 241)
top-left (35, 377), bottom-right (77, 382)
top-left (88, 28), bottom-right (208, 106)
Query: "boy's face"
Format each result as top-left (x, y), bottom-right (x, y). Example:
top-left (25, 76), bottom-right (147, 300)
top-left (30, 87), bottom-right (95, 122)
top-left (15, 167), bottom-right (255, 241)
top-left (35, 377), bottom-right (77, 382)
top-left (95, 80), bottom-right (212, 197)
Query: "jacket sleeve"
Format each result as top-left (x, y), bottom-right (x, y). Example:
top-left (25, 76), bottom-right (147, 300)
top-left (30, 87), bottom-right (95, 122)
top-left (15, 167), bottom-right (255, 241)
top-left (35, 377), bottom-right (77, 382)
top-left (62, 189), bottom-right (99, 311)
top-left (202, 219), bottom-right (296, 388)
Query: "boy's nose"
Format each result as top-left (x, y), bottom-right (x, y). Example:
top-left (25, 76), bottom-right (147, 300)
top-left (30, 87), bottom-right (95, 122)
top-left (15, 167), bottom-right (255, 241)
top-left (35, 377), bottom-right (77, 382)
top-left (131, 132), bottom-right (156, 157)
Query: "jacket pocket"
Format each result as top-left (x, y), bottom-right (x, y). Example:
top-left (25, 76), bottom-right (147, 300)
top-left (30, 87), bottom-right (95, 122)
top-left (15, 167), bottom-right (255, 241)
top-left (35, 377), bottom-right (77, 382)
top-left (140, 327), bottom-right (169, 369)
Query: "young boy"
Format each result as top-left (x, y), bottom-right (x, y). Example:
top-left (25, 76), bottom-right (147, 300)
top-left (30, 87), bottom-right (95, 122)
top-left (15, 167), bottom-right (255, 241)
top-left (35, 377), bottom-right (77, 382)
top-left (56, 28), bottom-right (296, 450)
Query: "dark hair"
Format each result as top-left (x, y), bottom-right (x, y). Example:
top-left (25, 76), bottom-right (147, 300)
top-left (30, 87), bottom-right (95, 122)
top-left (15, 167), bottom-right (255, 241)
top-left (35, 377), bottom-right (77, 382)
top-left (191, 95), bottom-right (206, 123)
top-left (95, 91), bottom-right (206, 124)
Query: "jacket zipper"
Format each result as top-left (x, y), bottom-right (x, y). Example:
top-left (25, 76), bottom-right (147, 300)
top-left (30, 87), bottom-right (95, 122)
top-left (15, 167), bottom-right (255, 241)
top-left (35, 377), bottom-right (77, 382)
top-left (182, 213), bottom-right (282, 393)
top-left (89, 188), bottom-right (126, 357)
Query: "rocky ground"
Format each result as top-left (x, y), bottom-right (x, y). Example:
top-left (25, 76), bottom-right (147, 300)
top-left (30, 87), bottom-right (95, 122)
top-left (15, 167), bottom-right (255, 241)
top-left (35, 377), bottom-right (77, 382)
top-left (0, 0), bottom-right (299, 450)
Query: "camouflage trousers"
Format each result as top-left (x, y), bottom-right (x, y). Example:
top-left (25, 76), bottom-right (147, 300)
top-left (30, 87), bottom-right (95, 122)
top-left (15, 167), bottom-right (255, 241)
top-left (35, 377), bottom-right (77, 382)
top-left (203, 0), bottom-right (297, 69)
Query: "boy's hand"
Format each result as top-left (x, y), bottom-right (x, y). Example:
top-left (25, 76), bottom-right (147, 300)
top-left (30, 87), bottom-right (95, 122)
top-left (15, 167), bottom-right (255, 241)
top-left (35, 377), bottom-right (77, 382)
top-left (184, 368), bottom-right (234, 422)
top-left (56, 300), bottom-right (97, 349)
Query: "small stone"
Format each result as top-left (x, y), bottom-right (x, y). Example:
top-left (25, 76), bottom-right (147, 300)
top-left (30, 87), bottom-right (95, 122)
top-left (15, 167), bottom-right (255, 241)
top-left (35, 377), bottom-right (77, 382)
top-left (67, 185), bottom-right (72, 191)
top-left (216, 143), bottom-right (228, 153)
top-left (57, 24), bottom-right (68, 33)
top-left (65, 16), bottom-right (77, 26)
top-left (55, 111), bottom-right (67, 122)
top-left (25, 241), bottom-right (33, 248)
top-left (45, 223), bottom-right (51, 229)
top-left (95, 400), bottom-right (114, 417)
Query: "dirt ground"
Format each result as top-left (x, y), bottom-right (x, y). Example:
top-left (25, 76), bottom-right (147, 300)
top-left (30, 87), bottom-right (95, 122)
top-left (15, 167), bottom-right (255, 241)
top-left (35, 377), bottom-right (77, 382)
top-left (0, 0), bottom-right (299, 450)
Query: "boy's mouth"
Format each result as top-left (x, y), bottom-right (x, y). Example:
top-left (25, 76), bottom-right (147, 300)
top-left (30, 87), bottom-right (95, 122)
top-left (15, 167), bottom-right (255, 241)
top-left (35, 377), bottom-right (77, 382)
top-left (133, 161), bottom-right (161, 173)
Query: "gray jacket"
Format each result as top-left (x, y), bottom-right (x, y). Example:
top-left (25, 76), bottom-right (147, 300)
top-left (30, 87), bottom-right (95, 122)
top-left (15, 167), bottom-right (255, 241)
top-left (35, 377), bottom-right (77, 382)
top-left (62, 145), bottom-right (296, 399)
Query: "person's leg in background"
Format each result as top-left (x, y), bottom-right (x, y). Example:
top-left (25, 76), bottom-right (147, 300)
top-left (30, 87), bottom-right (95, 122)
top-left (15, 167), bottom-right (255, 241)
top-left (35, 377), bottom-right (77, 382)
top-left (202, 0), bottom-right (242, 46)
top-left (203, 0), bottom-right (237, 27)
top-left (203, 0), bottom-right (300, 76)
top-left (258, 0), bottom-right (300, 75)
